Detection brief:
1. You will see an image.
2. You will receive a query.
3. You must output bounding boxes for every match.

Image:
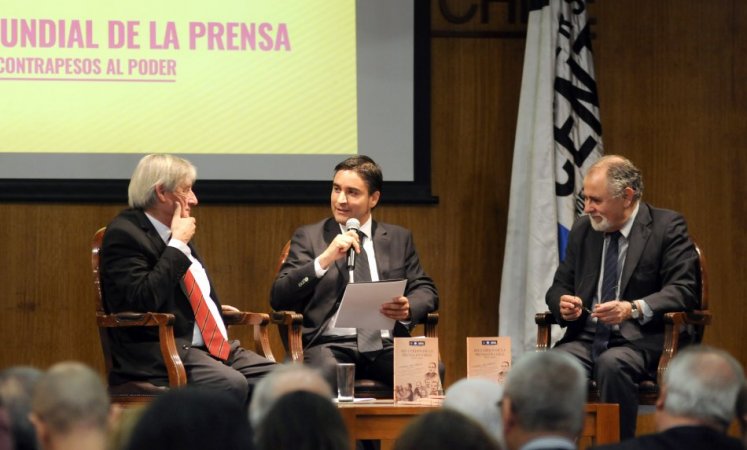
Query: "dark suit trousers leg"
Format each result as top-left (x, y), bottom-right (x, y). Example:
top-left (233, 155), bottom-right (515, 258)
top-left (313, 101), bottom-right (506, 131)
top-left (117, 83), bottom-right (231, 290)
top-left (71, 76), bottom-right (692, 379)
top-left (595, 345), bottom-right (646, 441)
top-left (555, 336), bottom-right (646, 441)
top-left (184, 340), bottom-right (276, 405)
top-left (304, 337), bottom-right (395, 391)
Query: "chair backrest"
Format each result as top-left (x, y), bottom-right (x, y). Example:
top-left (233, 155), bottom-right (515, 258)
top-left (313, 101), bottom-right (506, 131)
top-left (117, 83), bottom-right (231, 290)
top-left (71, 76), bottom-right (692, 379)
top-left (691, 239), bottom-right (709, 343)
top-left (276, 240), bottom-right (291, 274)
top-left (91, 227), bottom-right (114, 375)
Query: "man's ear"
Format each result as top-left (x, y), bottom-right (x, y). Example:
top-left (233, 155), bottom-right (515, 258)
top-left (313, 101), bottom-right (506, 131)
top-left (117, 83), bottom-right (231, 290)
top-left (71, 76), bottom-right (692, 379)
top-left (623, 187), bottom-right (635, 207)
top-left (28, 412), bottom-right (48, 446)
top-left (501, 398), bottom-right (516, 433)
top-left (655, 385), bottom-right (667, 412)
top-left (154, 184), bottom-right (168, 202)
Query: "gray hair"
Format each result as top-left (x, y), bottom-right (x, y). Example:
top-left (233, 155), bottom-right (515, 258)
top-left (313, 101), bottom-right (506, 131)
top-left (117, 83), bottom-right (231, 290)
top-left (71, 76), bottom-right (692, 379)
top-left (590, 155), bottom-right (644, 202)
top-left (503, 351), bottom-right (586, 435)
top-left (663, 346), bottom-right (745, 428)
top-left (128, 154), bottom-right (196, 209)
top-left (444, 378), bottom-right (504, 446)
top-left (31, 362), bottom-right (110, 434)
top-left (248, 363), bottom-right (332, 430)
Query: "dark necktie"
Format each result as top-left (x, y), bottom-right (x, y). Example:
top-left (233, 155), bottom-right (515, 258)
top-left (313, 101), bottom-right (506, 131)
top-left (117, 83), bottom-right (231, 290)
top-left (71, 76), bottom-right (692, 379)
top-left (591, 231), bottom-right (621, 361)
top-left (353, 232), bottom-right (383, 353)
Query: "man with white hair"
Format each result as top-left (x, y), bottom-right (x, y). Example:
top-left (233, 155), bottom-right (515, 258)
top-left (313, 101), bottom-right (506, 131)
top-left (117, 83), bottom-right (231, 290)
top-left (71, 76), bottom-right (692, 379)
top-left (593, 345), bottom-right (745, 450)
top-left (101, 154), bottom-right (275, 404)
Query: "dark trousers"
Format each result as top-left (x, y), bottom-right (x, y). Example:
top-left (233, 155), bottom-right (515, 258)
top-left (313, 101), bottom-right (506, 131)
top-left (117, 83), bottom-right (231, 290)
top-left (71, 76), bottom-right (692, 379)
top-left (183, 339), bottom-right (277, 405)
top-left (303, 335), bottom-right (395, 391)
top-left (555, 332), bottom-right (649, 441)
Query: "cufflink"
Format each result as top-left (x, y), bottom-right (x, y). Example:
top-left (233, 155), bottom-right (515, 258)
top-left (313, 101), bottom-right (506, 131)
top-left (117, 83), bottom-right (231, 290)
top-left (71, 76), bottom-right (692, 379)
top-left (297, 276), bottom-right (309, 288)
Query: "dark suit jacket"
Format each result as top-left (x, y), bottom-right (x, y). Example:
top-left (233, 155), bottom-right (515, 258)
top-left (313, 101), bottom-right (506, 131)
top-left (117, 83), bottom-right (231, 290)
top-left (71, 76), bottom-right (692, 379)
top-left (592, 425), bottom-right (744, 450)
top-left (270, 218), bottom-right (438, 347)
top-left (546, 203), bottom-right (700, 364)
top-left (100, 208), bottom-right (217, 386)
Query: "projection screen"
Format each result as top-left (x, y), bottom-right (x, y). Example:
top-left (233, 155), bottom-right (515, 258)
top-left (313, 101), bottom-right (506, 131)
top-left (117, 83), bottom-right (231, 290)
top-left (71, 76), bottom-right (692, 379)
top-left (0, 0), bottom-right (433, 203)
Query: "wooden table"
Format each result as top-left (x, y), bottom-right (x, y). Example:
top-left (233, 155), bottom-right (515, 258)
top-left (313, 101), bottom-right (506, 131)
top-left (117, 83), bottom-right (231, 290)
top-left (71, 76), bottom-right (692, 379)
top-left (337, 401), bottom-right (619, 450)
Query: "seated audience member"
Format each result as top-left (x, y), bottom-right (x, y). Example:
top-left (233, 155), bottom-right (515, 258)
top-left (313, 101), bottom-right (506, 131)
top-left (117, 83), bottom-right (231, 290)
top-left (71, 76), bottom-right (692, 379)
top-left (254, 391), bottom-right (348, 450)
top-left (125, 387), bottom-right (253, 450)
top-left (100, 154), bottom-right (275, 403)
top-left (593, 345), bottom-right (745, 450)
top-left (248, 363), bottom-right (332, 430)
top-left (500, 351), bottom-right (586, 450)
top-left (444, 377), bottom-right (504, 447)
top-left (0, 366), bottom-right (42, 450)
top-left (394, 409), bottom-right (501, 450)
top-left (28, 362), bottom-right (110, 450)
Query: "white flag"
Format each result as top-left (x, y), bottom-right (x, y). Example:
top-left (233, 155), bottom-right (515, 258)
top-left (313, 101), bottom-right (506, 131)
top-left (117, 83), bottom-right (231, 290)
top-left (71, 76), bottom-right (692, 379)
top-left (499, 0), bottom-right (603, 360)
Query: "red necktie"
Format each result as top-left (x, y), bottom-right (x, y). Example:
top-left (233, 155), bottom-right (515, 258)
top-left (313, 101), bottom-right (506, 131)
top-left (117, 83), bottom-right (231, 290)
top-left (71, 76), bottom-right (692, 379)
top-left (183, 269), bottom-right (230, 361)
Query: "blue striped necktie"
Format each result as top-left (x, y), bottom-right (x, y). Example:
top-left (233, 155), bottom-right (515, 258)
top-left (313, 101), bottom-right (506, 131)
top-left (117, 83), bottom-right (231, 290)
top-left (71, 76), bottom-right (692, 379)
top-left (592, 231), bottom-right (621, 361)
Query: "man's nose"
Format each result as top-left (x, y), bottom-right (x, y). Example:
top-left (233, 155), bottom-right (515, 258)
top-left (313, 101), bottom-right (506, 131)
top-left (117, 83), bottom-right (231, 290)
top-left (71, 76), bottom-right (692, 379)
top-left (338, 191), bottom-right (347, 204)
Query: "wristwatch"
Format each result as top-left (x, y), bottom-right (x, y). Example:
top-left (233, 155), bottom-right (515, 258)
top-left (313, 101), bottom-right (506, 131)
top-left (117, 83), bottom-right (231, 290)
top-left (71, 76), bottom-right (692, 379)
top-left (629, 300), bottom-right (640, 319)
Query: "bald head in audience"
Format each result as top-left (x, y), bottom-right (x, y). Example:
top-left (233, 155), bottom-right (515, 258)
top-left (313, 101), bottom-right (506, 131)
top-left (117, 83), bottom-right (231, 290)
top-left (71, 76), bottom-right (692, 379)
top-left (248, 363), bottom-right (332, 430)
top-left (444, 377), bottom-right (504, 446)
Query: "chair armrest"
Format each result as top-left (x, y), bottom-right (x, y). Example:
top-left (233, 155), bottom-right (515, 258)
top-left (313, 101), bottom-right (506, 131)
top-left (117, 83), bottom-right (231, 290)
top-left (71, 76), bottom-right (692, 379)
top-left (657, 310), bottom-right (713, 383)
top-left (271, 310), bottom-right (304, 362)
top-left (96, 312), bottom-right (187, 387)
top-left (535, 312), bottom-right (556, 351)
top-left (221, 306), bottom-right (276, 363)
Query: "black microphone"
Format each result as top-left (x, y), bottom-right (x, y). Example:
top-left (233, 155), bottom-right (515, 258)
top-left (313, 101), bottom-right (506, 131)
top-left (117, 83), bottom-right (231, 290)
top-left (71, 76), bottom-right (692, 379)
top-left (345, 218), bottom-right (361, 271)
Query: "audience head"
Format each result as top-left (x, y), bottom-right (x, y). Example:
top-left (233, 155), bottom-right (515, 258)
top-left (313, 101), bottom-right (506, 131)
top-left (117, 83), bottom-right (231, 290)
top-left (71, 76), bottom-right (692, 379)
top-left (501, 351), bottom-right (586, 450)
top-left (658, 345), bottom-right (745, 431)
top-left (128, 153), bottom-right (196, 209)
top-left (29, 362), bottom-right (110, 450)
top-left (254, 390), bottom-right (348, 450)
top-left (394, 409), bottom-right (500, 450)
top-left (0, 366), bottom-right (42, 450)
top-left (125, 387), bottom-right (253, 450)
top-left (444, 377), bottom-right (504, 446)
top-left (249, 363), bottom-right (332, 430)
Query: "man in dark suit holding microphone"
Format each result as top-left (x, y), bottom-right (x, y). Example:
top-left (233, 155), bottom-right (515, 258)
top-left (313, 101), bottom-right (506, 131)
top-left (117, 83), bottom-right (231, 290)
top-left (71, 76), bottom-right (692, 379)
top-left (271, 155), bottom-right (438, 390)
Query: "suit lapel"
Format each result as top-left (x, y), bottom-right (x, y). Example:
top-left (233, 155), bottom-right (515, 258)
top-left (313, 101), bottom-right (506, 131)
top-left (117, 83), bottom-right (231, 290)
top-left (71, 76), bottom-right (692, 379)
top-left (371, 221), bottom-right (388, 279)
top-left (133, 209), bottom-right (168, 254)
top-left (583, 229), bottom-right (604, 303)
top-left (620, 203), bottom-right (653, 295)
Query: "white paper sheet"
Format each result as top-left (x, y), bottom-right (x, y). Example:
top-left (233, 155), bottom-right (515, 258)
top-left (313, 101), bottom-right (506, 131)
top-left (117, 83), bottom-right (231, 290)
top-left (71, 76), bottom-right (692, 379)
top-left (333, 279), bottom-right (407, 330)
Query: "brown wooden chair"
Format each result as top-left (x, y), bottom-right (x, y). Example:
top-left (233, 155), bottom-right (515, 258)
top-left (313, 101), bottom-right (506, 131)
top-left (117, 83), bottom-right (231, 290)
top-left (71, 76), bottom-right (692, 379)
top-left (535, 240), bottom-right (711, 404)
top-left (271, 240), bottom-right (440, 399)
top-left (92, 227), bottom-right (276, 405)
